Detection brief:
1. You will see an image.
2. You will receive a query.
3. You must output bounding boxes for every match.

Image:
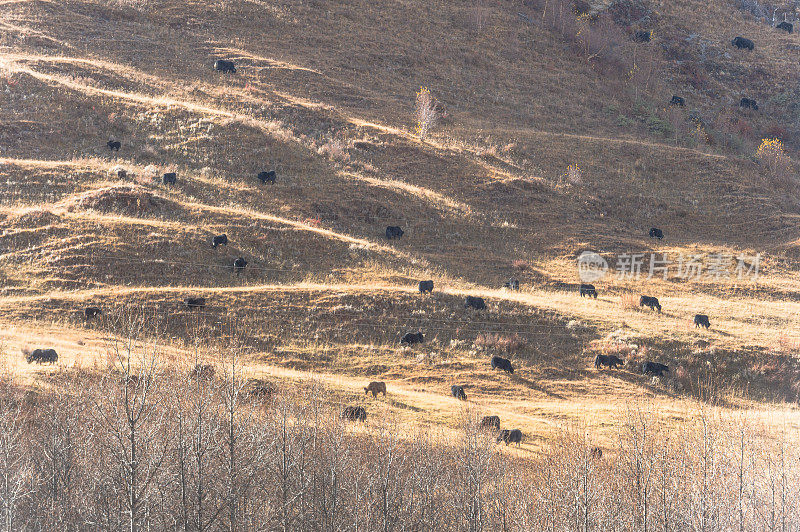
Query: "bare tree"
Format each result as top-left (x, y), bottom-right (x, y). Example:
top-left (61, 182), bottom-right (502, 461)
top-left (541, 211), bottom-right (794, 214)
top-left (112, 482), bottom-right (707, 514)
top-left (94, 314), bottom-right (169, 532)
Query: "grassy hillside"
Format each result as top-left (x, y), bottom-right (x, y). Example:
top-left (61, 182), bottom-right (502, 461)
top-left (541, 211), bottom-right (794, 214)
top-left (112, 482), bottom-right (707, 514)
top-left (2, 0), bottom-right (800, 464)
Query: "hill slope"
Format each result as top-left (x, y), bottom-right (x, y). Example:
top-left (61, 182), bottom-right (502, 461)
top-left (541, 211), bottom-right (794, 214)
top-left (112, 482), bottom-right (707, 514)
top-left (2, 0), bottom-right (800, 451)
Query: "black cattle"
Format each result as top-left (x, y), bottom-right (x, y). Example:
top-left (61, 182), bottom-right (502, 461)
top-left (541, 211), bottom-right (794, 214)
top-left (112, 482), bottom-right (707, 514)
top-left (590, 447), bottom-right (603, 459)
top-left (162, 172), bottom-right (177, 185)
top-left (233, 257), bottom-right (247, 274)
top-left (480, 415), bottom-right (500, 431)
top-left (185, 297), bottom-right (206, 310)
top-left (732, 36), bottom-right (754, 50)
top-left (497, 429), bottom-right (522, 446)
top-left (580, 283), bottom-right (598, 298)
top-left (649, 227), bottom-right (664, 240)
top-left (364, 381), bottom-right (387, 397)
top-left (642, 361), bottom-right (669, 377)
top-left (465, 296), bottom-right (486, 310)
top-left (341, 406), bottom-right (367, 421)
top-left (594, 354), bottom-right (624, 369)
top-left (121, 375), bottom-right (141, 387)
top-left (777, 21), bottom-right (793, 33)
top-left (640, 295), bottom-right (662, 312)
top-left (214, 59), bottom-right (236, 73)
top-left (212, 234), bottom-right (228, 248)
top-left (385, 226), bottom-right (404, 239)
top-left (400, 332), bottom-right (424, 346)
top-left (739, 98), bottom-right (758, 111)
top-left (669, 95), bottom-right (685, 107)
top-left (26, 348), bottom-right (58, 364)
top-left (503, 279), bottom-right (520, 291)
top-left (257, 170), bottom-right (276, 184)
top-left (190, 364), bottom-right (215, 380)
top-left (107, 140), bottom-right (121, 151)
top-left (418, 280), bottom-right (434, 294)
top-left (633, 29), bottom-right (651, 42)
top-left (490, 355), bottom-right (514, 374)
top-left (694, 314), bottom-right (710, 329)
top-left (451, 385), bottom-right (467, 400)
top-left (85, 306), bottom-right (102, 319)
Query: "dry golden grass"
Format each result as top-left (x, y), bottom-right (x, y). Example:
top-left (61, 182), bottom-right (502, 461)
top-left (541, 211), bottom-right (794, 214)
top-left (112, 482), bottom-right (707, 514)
top-left (2, 0), bottom-right (800, 470)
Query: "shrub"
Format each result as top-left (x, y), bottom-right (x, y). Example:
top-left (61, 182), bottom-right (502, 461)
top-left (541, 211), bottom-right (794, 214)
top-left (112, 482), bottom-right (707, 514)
top-left (414, 87), bottom-right (438, 140)
top-left (755, 138), bottom-right (793, 182)
top-left (564, 163), bottom-right (583, 185)
top-left (618, 292), bottom-right (640, 310)
top-left (512, 259), bottom-right (530, 271)
top-left (317, 136), bottom-right (350, 163)
top-left (474, 333), bottom-right (526, 353)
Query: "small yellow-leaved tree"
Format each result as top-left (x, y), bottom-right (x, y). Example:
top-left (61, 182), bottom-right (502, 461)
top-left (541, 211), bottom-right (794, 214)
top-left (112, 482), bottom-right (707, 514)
top-left (415, 86), bottom-right (438, 140)
top-left (755, 138), bottom-right (792, 182)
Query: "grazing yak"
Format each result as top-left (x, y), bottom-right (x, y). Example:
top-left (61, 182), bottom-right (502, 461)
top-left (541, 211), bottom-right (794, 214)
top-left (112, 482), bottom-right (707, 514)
top-left (594, 354), bottom-right (624, 369)
top-left (364, 381), bottom-right (387, 398)
top-left (590, 447), bottom-right (603, 459)
top-left (85, 306), bottom-right (102, 319)
top-left (777, 21), bottom-right (793, 33)
top-left (640, 295), bottom-right (662, 312)
top-left (107, 140), bottom-right (121, 151)
top-left (418, 280), bottom-right (434, 294)
top-left (732, 36), bottom-right (754, 50)
top-left (580, 283), bottom-right (597, 298)
top-left (649, 227), bottom-right (664, 240)
top-left (451, 385), bottom-right (467, 401)
top-left (633, 29), bottom-right (651, 42)
top-left (385, 226), bottom-right (404, 239)
top-left (233, 257), bottom-right (247, 274)
top-left (694, 314), bottom-right (711, 329)
top-left (341, 406), bottom-right (367, 421)
top-left (162, 172), bottom-right (177, 185)
top-left (190, 364), bottom-right (215, 380)
top-left (212, 234), bottom-right (228, 248)
top-left (465, 296), bottom-right (486, 310)
top-left (740, 98), bottom-right (758, 111)
top-left (490, 355), bottom-right (514, 375)
top-left (669, 96), bottom-right (685, 107)
top-left (497, 429), bottom-right (523, 446)
top-left (26, 348), bottom-right (58, 364)
top-left (247, 380), bottom-right (277, 401)
top-left (257, 170), bottom-right (276, 184)
top-left (400, 332), bottom-right (424, 346)
top-left (185, 297), bottom-right (206, 310)
top-left (642, 361), bottom-right (669, 377)
top-left (121, 375), bottom-right (141, 387)
top-left (504, 279), bottom-right (520, 291)
top-left (214, 59), bottom-right (236, 73)
top-left (481, 415), bottom-right (501, 431)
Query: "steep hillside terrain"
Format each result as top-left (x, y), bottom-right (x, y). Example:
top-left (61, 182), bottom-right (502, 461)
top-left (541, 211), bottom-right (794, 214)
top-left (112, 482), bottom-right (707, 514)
top-left (2, 0), bottom-right (800, 453)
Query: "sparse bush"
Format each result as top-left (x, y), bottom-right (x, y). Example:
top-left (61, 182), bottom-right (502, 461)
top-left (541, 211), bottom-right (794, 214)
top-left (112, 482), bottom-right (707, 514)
top-left (414, 87), bottom-right (438, 140)
top-left (511, 259), bottom-right (530, 271)
top-left (755, 138), bottom-right (793, 182)
top-left (474, 333), bottom-right (526, 353)
top-left (565, 163), bottom-right (583, 185)
top-left (618, 292), bottom-right (639, 310)
top-left (317, 136), bottom-right (350, 163)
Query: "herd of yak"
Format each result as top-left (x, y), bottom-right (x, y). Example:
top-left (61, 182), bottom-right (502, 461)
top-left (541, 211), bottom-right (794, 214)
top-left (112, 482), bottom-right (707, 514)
top-left (25, 50), bottom-right (735, 449)
top-left (669, 34), bottom-right (778, 113)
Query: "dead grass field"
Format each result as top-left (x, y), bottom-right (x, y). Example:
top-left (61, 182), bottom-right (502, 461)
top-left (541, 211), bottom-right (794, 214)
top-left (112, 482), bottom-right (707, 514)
top-left (2, 0), bottom-right (800, 466)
